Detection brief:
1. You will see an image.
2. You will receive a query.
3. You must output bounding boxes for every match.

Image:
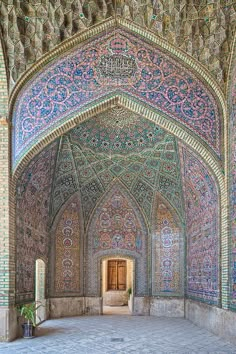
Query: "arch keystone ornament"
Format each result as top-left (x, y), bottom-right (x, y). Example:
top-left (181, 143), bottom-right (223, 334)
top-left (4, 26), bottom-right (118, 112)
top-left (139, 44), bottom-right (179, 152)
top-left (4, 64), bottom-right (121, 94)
top-left (11, 20), bottom-right (224, 173)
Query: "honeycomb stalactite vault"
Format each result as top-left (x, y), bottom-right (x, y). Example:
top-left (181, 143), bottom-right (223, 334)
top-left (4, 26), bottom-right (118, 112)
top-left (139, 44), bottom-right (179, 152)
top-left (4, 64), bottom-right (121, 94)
top-left (0, 1), bottom-right (235, 345)
top-left (0, 0), bottom-right (235, 86)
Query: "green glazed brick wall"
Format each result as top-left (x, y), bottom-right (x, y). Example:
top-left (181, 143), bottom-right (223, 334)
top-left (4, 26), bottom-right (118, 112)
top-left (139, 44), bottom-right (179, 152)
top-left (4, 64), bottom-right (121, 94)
top-left (0, 42), bottom-right (12, 307)
top-left (0, 119), bottom-right (10, 306)
top-left (0, 45), bottom-right (8, 118)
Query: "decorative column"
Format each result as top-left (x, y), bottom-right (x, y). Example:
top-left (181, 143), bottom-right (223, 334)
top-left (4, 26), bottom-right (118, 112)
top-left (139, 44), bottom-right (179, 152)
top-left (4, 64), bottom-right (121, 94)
top-left (0, 118), bottom-right (17, 341)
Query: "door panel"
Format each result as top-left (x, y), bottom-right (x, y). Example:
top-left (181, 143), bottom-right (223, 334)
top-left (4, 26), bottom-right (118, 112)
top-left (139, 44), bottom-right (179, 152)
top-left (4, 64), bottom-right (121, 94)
top-left (108, 260), bottom-right (126, 290)
top-left (108, 261), bottom-right (117, 290)
top-left (117, 261), bottom-right (126, 290)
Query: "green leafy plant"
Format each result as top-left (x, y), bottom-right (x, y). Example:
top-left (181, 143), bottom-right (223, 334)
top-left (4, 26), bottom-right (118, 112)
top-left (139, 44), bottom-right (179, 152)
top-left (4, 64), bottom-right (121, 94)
top-left (127, 287), bottom-right (132, 297)
top-left (17, 302), bottom-right (42, 327)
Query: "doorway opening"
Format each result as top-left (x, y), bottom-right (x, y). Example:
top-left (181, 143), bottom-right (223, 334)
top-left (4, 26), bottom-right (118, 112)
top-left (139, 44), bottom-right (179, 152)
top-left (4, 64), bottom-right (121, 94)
top-left (35, 259), bottom-right (46, 324)
top-left (101, 257), bottom-right (134, 315)
top-left (107, 259), bottom-right (126, 291)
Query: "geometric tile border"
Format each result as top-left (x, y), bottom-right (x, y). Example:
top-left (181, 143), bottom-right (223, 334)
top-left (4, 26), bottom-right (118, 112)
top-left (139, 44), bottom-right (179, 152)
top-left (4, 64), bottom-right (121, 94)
top-left (227, 34), bottom-right (236, 311)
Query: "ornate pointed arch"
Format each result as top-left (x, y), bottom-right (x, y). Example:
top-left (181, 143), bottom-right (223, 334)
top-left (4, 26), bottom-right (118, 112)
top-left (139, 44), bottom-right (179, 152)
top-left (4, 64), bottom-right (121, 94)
top-left (10, 20), bottom-right (228, 309)
top-left (10, 19), bottom-right (225, 177)
top-left (49, 192), bottom-right (84, 297)
top-left (85, 181), bottom-right (149, 296)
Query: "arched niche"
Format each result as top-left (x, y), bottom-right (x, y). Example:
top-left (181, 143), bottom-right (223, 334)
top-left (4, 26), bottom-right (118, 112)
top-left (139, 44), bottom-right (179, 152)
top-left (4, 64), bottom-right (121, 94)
top-left (35, 259), bottom-right (46, 324)
top-left (15, 141), bottom-right (58, 303)
top-left (86, 182), bottom-right (149, 296)
top-left (50, 193), bottom-right (83, 297)
top-left (11, 20), bottom-right (226, 297)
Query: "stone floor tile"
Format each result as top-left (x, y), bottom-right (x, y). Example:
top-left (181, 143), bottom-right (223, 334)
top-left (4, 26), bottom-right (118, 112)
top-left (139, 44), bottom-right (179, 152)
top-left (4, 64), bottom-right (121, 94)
top-left (0, 315), bottom-right (235, 354)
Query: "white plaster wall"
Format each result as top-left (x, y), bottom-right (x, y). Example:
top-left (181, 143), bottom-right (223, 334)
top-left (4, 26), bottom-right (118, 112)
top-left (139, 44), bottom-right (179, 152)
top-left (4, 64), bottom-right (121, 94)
top-left (0, 307), bottom-right (18, 341)
top-left (150, 298), bottom-right (184, 317)
top-left (185, 299), bottom-right (236, 345)
top-left (84, 297), bottom-right (102, 315)
top-left (133, 296), bottom-right (150, 315)
top-left (49, 297), bottom-right (102, 318)
top-left (102, 260), bottom-right (107, 294)
top-left (132, 297), bottom-right (184, 317)
top-left (126, 259), bottom-right (133, 290)
top-left (49, 297), bottom-right (84, 318)
top-left (103, 290), bottom-right (128, 305)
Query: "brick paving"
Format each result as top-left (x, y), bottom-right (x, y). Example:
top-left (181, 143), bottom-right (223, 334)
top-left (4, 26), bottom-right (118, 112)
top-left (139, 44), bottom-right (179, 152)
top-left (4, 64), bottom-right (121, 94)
top-left (0, 314), bottom-right (235, 354)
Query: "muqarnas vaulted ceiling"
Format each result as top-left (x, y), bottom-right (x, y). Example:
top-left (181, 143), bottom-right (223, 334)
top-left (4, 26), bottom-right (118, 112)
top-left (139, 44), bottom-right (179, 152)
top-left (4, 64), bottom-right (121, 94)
top-left (12, 27), bottom-right (221, 169)
top-left (51, 107), bottom-right (184, 225)
top-left (71, 107), bottom-right (169, 155)
top-left (1, 1), bottom-right (235, 85)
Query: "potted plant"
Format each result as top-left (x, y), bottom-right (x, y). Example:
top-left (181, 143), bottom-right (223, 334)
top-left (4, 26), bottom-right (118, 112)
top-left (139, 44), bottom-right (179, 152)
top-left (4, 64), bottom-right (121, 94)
top-left (17, 302), bottom-right (42, 339)
top-left (127, 288), bottom-right (133, 312)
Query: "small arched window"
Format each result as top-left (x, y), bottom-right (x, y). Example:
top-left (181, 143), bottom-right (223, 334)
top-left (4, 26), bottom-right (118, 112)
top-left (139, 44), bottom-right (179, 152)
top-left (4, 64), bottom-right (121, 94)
top-left (35, 259), bottom-right (46, 323)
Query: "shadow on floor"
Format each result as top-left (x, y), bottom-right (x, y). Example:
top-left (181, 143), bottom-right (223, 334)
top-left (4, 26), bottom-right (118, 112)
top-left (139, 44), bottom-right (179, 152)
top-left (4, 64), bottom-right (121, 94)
top-left (35, 326), bottom-right (63, 337)
top-left (103, 305), bottom-right (130, 315)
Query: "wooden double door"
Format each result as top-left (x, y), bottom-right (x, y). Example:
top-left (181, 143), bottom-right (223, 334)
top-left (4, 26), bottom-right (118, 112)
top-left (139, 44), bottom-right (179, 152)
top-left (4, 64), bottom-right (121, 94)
top-left (107, 259), bottom-right (126, 291)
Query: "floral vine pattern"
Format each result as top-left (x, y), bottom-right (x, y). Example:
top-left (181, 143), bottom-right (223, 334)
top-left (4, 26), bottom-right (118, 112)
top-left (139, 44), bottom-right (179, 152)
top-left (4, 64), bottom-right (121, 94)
top-left (13, 28), bottom-right (221, 169)
top-left (93, 188), bottom-right (143, 254)
top-left (86, 183), bottom-right (148, 296)
top-left (152, 199), bottom-right (183, 296)
top-left (15, 142), bottom-right (58, 302)
top-left (54, 196), bottom-right (80, 294)
top-left (181, 148), bottom-right (219, 305)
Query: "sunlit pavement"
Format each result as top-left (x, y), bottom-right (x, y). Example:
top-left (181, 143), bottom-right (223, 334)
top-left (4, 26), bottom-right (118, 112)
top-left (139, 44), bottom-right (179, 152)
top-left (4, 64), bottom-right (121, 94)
top-left (0, 314), bottom-right (235, 353)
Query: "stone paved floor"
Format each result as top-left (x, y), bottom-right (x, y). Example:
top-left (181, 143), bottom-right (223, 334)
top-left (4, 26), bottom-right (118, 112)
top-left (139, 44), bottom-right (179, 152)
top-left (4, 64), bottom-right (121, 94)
top-left (103, 305), bottom-right (130, 315)
top-left (0, 314), bottom-right (236, 354)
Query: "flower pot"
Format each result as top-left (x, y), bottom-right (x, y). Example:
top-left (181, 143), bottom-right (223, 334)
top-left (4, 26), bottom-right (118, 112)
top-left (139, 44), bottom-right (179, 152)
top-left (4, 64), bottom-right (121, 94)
top-left (22, 322), bottom-right (35, 338)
